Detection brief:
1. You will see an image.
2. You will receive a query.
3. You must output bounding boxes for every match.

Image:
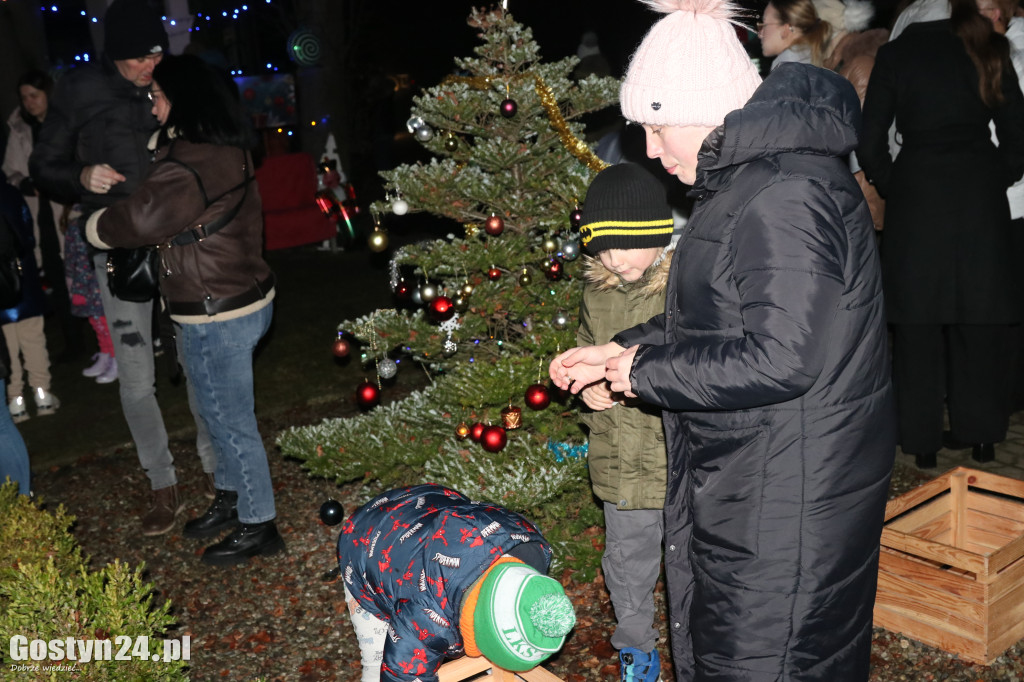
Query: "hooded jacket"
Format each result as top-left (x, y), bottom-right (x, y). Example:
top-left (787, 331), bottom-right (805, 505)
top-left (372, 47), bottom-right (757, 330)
top-left (336, 484), bottom-right (552, 682)
top-left (612, 63), bottom-right (896, 681)
top-left (577, 249), bottom-right (671, 510)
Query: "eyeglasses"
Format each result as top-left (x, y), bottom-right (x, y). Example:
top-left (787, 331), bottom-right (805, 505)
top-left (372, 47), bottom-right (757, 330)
top-left (147, 90), bottom-right (164, 102)
top-left (756, 21), bottom-right (783, 31)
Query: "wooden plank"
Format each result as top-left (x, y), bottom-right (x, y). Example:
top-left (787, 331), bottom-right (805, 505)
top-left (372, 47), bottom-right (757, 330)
top-left (881, 528), bottom-right (988, 574)
top-left (887, 497), bottom-right (950, 535)
top-left (885, 471), bottom-right (957, 520)
top-left (983, 533), bottom-right (1024, 577)
top-left (875, 568), bottom-right (985, 635)
top-left (874, 604), bottom-right (987, 665)
top-left (965, 508), bottom-right (1024, 543)
top-left (952, 471), bottom-right (968, 548)
top-left (969, 492), bottom-right (1024, 525)
top-left (959, 468), bottom-right (1024, 500)
top-left (438, 657), bottom-right (563, 682)
top-left (879, 549), bottom-right (985, 599)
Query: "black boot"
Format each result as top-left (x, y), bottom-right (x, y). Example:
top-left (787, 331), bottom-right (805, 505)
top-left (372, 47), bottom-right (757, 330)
top-left (915, 452), bottom-right (938, 469)
top-left (200, 521), bottom-right (286, 566)
top-left (972, 443), bottom-right (996, 463)
top-left (183, 489), bottom-right (238, 539)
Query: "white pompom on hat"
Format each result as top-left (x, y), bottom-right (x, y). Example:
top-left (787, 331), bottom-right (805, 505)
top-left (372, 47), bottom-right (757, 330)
top-left (620, 0), bottom-right (762, 127)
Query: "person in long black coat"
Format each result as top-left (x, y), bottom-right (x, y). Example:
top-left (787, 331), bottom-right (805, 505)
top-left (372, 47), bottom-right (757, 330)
top-left (858, 0), bottom-right (1024, 466)
top-left (550, 0), bottom-right (897, 677)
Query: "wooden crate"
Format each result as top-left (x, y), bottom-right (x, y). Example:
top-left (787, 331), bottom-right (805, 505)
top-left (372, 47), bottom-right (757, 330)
top-left (438, 656), bottom-right (563, 682)
top-left (874, 467), bottom-right (1024, 664)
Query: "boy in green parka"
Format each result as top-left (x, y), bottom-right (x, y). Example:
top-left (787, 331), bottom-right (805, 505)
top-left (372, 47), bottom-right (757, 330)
top-left (576, 162), bottom-right (675, 682)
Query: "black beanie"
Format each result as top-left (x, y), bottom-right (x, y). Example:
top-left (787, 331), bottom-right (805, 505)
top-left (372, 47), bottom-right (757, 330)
top-left (104, 0), bottom-right (168, 61)
top-left (579, 163), bottom-right (674, 254)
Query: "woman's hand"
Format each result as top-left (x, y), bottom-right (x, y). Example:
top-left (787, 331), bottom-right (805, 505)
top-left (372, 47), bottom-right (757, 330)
top-left (580, 382), bottom-right (617, 411)
top-left (550, 342), bottom-right (624, 394)
top-left (606, 345), bottom-right (639, 397)
top-left (80, 163), bottom-right (126, 195)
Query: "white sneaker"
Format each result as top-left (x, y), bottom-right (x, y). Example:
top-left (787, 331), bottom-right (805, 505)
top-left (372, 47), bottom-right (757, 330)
top-left (95, 357), bottom-right (118, 384)
top-left (8, 396), bottom-right (28, 423)
top-left (82, 353), bottom-right (113, 378)
top-left (33, 387), bottom-right (60, 416)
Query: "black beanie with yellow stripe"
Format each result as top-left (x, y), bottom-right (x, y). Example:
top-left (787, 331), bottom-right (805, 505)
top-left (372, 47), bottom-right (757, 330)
top-left (578, 162), bottom-right (674, 254)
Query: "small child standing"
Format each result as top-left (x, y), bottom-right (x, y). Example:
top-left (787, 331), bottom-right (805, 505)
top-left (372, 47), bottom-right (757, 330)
top-left (337, 483), bottom-right (576, 682)
top-left (576, 162), bottom-right (675, 682)
top-left (0, 173), bottom-right (58, 423)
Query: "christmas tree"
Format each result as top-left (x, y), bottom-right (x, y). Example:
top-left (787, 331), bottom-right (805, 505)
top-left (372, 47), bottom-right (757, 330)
top-left (277, 7), bottom-right (620, 576)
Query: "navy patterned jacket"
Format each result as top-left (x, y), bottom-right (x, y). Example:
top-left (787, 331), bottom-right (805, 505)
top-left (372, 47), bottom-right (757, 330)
top-left (337, 484), bottom-right (552, 682)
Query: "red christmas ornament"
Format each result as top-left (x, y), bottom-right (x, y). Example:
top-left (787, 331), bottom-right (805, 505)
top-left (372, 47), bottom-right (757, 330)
top-left (395, 279), bottom-right (411, 300)
top-left (332, 336), bottom-right (351, 358)
top-left (500, 98), bottom-right (518, 118)
top-left (487, 267), bottom-right (502, 281)
top-left (545, 260), bottom-right (563, 281)
top-left (485, 215), bottom-right (505, 236)
top-left (470, 422), bottom-right (486, 442)
top-left (355, 380), bottom-right (380, 409)
top-left (428, 295), bottom-right (455, 322)
top-left (524, 383), bottom-right (552, 410)
top-left (481, 425), bottom-right (508, 452)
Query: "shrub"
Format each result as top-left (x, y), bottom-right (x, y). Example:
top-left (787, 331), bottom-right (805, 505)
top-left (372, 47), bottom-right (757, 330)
top-left (0, 483), bottom-right (188, 680)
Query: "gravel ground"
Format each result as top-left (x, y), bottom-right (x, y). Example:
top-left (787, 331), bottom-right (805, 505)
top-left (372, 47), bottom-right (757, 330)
top-left (29, 404), bottom-right (1024, 681)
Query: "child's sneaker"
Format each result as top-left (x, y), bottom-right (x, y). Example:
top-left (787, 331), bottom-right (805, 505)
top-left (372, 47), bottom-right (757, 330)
top-left (95, 357), bottom-right (118, 384)
top-left (82, 352), bottom-right (112, 378)
top-left (620, 647), bottom-right (661, 682)
top-left (8, 396), bottom-right (28, 423)
top-left (33, 387), bottom-right (60, 416)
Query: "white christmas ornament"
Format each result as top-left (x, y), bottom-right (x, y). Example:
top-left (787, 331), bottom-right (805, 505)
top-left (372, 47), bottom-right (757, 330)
top-left (392, 198), bottom-right (409, 215)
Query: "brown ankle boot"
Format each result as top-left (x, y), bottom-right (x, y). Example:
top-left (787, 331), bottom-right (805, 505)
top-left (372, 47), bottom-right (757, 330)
top-left (203, 473), bottom-right (216, 501)
top-left (141, 484), bottom-right (184, 536)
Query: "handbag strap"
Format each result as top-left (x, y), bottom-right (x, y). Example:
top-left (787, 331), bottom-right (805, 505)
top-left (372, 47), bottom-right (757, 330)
top-left (160, 145), bottom-right (252, 247)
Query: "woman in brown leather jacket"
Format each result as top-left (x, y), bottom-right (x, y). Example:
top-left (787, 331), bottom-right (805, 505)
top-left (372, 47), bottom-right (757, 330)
top-left (86, 54), bottom-right (283, 567)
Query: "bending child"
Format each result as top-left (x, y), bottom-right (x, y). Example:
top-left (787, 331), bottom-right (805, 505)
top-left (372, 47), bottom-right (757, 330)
top-left (337, 483), bottom-right (576, 681)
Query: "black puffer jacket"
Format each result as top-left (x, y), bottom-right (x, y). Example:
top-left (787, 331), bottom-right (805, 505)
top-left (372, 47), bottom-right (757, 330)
top-left (613, 64), bottom-right (896, 681)
top-left (29, 57), bottom-right (157, 209)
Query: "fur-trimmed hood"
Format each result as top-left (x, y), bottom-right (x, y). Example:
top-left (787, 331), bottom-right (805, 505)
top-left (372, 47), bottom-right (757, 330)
top-left (581, 243), bottom-right (675, 296)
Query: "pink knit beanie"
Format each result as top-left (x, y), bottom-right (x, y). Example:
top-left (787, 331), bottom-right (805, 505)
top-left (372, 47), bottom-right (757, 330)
top-left (621, 0), bottom-right (763, 127)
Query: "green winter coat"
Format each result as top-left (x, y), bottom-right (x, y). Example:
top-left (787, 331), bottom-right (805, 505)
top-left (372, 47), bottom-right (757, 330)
top-left (577, 248), bottom-right (671, 510)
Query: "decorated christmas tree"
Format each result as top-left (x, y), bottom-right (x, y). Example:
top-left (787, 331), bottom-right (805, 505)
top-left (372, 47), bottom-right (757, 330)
top-left (277, 6), bottom-right (620, 575)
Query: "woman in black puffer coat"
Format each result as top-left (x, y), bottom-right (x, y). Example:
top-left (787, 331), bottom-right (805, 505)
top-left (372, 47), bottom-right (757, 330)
top-left (550, 1), bottom-right (897, 679)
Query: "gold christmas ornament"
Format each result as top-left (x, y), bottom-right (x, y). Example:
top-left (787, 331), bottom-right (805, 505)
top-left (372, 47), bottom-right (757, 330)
top-left (455, 422), bottom-right (471, 439)
top-left (543, 237), bottom-right (558, 253)
top-left (501, 403), bottom-right (523, 430)
top-left (368, 225), bottom-right (389, 252)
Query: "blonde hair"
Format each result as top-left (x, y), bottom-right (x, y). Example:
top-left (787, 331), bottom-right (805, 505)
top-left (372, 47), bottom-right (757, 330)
top-left (772, 0), bottom-right (833, 66)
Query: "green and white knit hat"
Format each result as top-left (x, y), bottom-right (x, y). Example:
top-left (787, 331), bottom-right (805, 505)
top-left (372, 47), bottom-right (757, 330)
top-left (473, 563), bottom-right (576, 671)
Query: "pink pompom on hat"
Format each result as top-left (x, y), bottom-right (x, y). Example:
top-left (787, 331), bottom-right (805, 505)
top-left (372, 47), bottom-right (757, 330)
top-left (621, 0), bottom-right (763, 127)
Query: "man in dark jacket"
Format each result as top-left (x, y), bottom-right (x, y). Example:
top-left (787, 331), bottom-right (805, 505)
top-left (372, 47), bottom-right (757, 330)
top-left (29, 0), bottom-right (215, 536)
top-left (551, 1), bottom-right (897, 679)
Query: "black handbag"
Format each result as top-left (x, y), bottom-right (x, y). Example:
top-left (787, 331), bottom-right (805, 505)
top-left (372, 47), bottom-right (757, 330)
top-left (106, 246), bottom-right (160, 302)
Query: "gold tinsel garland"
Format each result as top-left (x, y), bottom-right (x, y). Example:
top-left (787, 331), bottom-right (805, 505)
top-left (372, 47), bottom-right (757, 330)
top-left (439, 74), bottom-right (608, 174)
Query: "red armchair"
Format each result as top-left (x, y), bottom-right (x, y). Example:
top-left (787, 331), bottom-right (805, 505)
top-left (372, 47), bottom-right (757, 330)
top-left (254, 152), bottom-right (337, 251)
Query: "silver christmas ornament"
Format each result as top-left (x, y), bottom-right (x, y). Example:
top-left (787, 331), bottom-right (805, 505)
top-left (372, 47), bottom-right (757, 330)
top-left (560, 240), bottom-right (580, 261)
top-left (419, 282), bottom-right (438, 303)
top-left (406, 116), bottom-right (425, 134)
top-left (411, 287), bottom-right (424, 305)
top-left (414, 124), bottom-right (434, 142)
top-left (377, 358), bottom-right (398, 380)
top-left (552, 311), bottom-right (569, 329)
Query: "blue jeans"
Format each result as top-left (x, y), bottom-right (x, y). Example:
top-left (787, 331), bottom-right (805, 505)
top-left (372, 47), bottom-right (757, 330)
top-left (0, 380), bottom-right (31, 495)
top-left (174, 303), bottom-right (275, 524)
top-left (93, 253), bottom-right (215, 488)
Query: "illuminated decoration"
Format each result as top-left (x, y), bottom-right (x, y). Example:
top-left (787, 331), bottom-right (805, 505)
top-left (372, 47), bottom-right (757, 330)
top-left (287, 28), bottom-right (322, 67)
